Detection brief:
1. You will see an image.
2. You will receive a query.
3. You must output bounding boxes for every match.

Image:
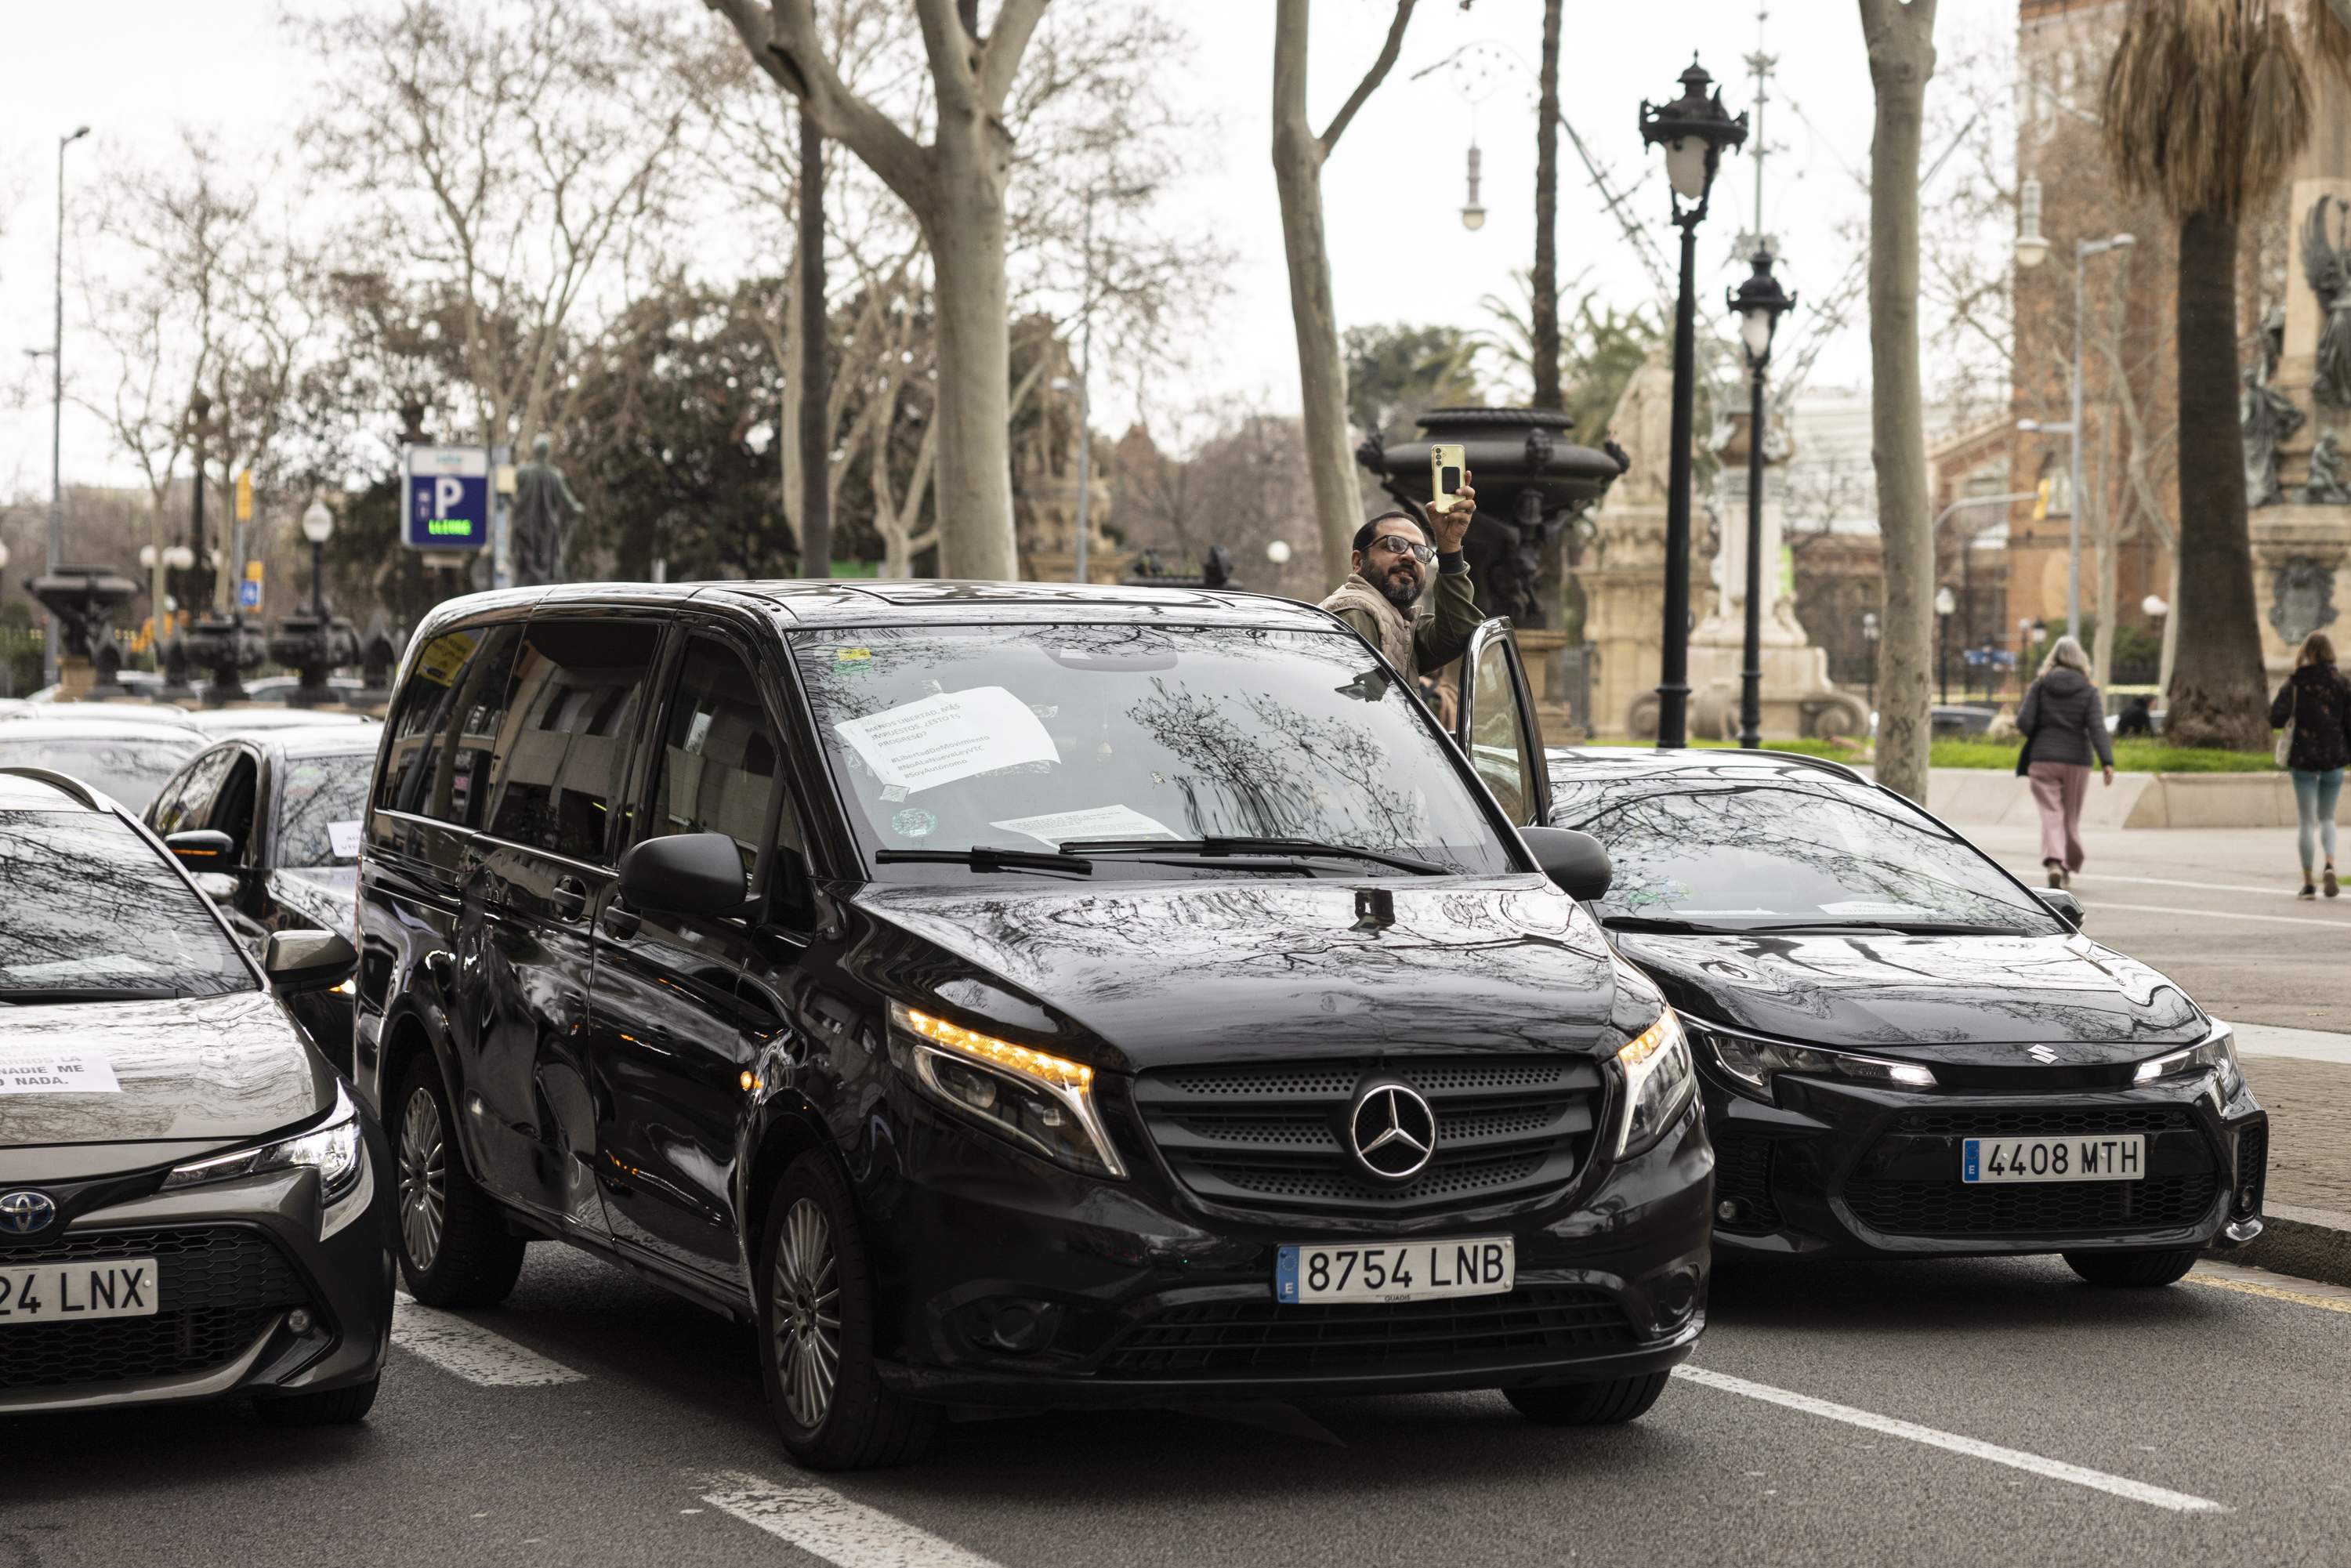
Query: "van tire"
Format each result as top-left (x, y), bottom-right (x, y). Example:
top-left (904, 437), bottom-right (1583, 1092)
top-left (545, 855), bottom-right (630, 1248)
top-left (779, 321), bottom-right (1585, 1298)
top-left (393, 1057), bottom-right (524, 1307)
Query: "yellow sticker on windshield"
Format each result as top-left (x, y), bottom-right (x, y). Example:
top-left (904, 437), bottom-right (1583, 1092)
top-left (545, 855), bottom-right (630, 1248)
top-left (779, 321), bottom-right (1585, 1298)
top-left (836, 647), bottom-right (872, 661)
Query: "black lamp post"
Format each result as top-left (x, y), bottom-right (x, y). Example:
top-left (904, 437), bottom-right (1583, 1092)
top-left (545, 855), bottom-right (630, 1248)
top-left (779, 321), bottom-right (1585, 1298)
top-left (1639, 57), bottom-right (1747, 750)
top-left (1934, 584), bottom-right (1956, 705)
top-left (1725, 248), bottom-right (1795, 750)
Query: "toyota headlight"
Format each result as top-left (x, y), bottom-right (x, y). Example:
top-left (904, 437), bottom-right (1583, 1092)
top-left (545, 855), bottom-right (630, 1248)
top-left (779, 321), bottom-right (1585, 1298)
top-left (2134, 1022), bottom-right (2243, 1097)
top-left (889, 1001), bottom-right (1125, 1178)
top-left (1614, 1006), bottom-right (1696, 1157)
top-left (163, 1082), bottom-right (365, 1208)
top-left (1694, 1019), bottom-right (1937, 1106)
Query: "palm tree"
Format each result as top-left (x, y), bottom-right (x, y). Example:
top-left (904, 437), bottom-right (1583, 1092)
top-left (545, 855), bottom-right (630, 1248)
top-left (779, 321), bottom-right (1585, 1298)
top-left (2099, 0), bottom-right (2349, 749)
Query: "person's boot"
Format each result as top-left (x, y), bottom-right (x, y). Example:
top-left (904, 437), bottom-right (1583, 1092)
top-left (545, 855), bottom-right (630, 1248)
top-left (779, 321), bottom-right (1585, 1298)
top-left (2327, 865), bottom-right (2340, 900)
top-left (2045, 860), bottom-right (2063, 889)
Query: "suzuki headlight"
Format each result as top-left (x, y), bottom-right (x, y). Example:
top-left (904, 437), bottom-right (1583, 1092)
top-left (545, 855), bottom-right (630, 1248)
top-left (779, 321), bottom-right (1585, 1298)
top-left (163, 1082), bottom-right (365, 1208)
top-left (1614, 1005), bottom-right (1696, 1157)
top-left (889, 1001), bottom-right (1125, 1178)
top-left (1694, 1020), bottom-right (1937, 1106)
top-left (2134, 1022), bottom-right (2243, 1097)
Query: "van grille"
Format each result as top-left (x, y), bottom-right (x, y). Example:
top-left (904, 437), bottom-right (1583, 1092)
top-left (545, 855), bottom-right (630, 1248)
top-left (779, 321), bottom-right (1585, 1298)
top-left (1101, 1286), bottom-right (1635, 1378)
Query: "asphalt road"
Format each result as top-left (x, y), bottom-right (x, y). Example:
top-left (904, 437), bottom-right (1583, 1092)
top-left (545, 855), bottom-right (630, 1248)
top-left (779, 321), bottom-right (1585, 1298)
top-left (6, 1242), bottom-right (2349, 1568)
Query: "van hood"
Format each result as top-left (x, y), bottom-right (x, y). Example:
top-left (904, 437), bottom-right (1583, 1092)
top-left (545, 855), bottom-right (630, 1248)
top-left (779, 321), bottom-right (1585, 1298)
top-left (848, 875), bottom-right (1631, 1072)
top-left (0, 989), bottom-right (330, 1164)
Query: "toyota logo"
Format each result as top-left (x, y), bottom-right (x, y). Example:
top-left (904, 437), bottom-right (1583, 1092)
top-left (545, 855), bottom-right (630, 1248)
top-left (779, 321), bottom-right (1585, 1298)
top-left (1348, 1081), bottom-right (1437, 1182)
top-left (0, 1190), bottom-right (57, 1236)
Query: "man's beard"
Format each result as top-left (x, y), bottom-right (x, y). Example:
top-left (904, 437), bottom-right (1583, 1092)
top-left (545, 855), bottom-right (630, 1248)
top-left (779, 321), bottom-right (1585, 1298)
top-left (1375, 563), bottom-right (1424, 611)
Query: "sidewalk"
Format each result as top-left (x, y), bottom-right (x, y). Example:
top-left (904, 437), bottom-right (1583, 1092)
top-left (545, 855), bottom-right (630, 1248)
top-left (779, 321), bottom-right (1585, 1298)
top-left (2225, 1024), bottom-right (2351, 1285)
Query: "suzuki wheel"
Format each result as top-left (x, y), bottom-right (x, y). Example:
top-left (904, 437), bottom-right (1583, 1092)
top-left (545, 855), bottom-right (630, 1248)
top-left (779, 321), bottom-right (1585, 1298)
top-left (2063, 1248), bottom-right (2198, 1288)
top-left (393, 1058), bottom-right (524, 1306)
top-left (1505, 1372), bottom-right (1671, 1425)
top-left (757, 1151), bottom-right (939, 1470)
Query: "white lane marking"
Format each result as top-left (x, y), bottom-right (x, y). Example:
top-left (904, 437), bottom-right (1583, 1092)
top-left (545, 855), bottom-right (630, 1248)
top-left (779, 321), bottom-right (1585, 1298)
top-left (1671, 1366), bottom-right (2227, 1515)
top-left (696, 1469), bottom-right (1005, 1568)
top-left (2230, 1023), bottom-right (2351, 1064)
top-left (2077, 900), bottom-right (2349, 929)
top-left (2067, 871), bottom-right (2305, 900)
top-left (2191, 1262), bottom-right (2351, 1316)
top-left (390, 1292), bottom-right (586, 1387)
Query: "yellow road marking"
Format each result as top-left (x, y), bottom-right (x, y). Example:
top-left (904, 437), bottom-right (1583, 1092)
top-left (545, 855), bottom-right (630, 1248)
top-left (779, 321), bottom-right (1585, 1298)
top-left (2188, 1265), bottom-right (2351, 1316)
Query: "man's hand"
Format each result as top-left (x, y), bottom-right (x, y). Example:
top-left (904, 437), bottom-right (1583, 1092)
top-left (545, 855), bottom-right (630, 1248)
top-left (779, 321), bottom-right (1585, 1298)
top-left (1429, 473), bottom-right (1476, 555)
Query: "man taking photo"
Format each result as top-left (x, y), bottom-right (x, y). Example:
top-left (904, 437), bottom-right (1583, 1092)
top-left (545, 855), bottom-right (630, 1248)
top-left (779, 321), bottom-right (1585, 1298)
top-left (1319, 476), bottom-right (1480, 686)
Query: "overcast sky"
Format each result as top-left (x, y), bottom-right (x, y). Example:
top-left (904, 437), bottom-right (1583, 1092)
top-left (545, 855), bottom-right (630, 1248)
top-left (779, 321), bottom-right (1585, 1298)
top-left (0, 0), bottom-right (2015, 504)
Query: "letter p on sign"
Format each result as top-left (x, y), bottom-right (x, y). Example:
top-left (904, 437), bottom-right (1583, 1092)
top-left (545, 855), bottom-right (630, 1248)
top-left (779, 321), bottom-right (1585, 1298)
top-left (435, 476), bottom-right (465, 516)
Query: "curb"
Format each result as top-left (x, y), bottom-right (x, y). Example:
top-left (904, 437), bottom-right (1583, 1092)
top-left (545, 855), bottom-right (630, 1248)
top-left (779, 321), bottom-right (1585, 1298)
top-left (2207, 1203), bottom-right (2351, 1289)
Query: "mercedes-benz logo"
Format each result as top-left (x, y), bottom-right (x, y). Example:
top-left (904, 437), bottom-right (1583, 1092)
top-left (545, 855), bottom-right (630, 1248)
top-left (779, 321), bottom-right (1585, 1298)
top-left (2027, 1045), bottom-right (2060, 1065)
top-left (1348, 1080), bottom-right (1438, 1182)
top-left (0, 1190), bottom-right (57, 1236)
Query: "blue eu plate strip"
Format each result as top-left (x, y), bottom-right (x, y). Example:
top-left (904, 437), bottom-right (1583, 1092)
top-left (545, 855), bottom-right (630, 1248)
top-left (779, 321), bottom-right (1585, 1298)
top-left (1962, 1139), bottom-right (1981, 1182)
top-left (1276, 1246), bottom-right (1300, 1304)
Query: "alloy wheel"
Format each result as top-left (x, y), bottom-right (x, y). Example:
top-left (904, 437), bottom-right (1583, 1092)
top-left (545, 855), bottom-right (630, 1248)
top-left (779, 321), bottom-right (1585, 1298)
top-left (398, 1086), bottom-right (447, 1271)
top-left (772, 1197), bottom-right (842, 1430)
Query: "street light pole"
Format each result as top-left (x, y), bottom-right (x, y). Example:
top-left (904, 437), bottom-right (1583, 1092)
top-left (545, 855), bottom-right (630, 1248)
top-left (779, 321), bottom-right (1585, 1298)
top-left (1726, 249), bottom-right (1795, 749)
top-left (1934, 583), bottom-right (1956, 705)
top-left (43, 125), bottom-right (91, 687)
top-left (1639, 60), bottom-right (1746, 750)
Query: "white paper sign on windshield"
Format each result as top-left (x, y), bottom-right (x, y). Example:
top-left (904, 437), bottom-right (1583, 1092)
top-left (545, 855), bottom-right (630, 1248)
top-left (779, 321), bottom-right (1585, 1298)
top-left (327, 820), bottom-right (364, 859)
top-left (0, 1049), bottom-right (121, 1095)
top-left (990, 804), bottom-right (1182, 848)
top-left (833, 686), bottom-right (1059, 795)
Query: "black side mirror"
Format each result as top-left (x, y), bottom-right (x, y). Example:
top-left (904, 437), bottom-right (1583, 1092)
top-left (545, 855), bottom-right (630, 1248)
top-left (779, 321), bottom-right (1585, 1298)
top-left (166, 829), bottom-right (236, 870)
top-left (265, 929), bottom-right (357, 995)
top-left (766, 844), bottom-right (815, 928)
top-left (620, 831), bottom-right (752, 918)
top-left (1521, 825), bottom-right (1613, 901)
top-left (2034, 887), bottom-right (2085, 929)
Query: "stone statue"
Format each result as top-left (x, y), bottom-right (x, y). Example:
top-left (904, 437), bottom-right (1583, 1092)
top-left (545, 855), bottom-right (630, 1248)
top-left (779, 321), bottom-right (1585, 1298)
top-left (509, 433), bottom-right (585, 587)
top-left (2244, 310), bottom-right (2304, 509)
top-left (2305, 430), bottom-right (2351, 505)
top-left (2269, 555), bottom-right (2341, 646)
top-left (2302, 197), bottom-right (2351, 408)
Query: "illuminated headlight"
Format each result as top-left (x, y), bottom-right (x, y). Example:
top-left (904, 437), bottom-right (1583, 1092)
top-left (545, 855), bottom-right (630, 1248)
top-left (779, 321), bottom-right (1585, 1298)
top-left (1695, 1020), bottom-right (1936, 1106)
top-left (889, 1002), bottom-right (1125, 1178)
top-left (1614, 1006), bottom-right (1697, 1157)
top-left (2135, 1022), bottom-right (2243, 1096)
top-left (163, 1081), bottom-right (366, 1211)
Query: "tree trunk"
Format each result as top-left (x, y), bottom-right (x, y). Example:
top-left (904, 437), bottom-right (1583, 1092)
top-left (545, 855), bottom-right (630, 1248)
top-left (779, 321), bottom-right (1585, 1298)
top-left (1272, 5), bottom-right (1358, 588)
top-left (2168, 205), bottom-right (2272, 751)
top-left (1858, 0), bottom-right (1937, 805)
top-left (926, 129), bottom-right (1020, 581)
top-left (797, 103), bottom-right (831, 580)
top-left (1531, 0), bottom-right (1563, 412)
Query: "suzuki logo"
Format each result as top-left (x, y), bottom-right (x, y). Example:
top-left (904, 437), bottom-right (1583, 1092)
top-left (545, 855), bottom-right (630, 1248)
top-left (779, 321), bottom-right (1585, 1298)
top-left (2027, 1045), bottom-right (2061, 1065)
top-left (1348, 1080), bottom-right (1438, 1182)
top-left (0, 1190), bottom-right (57, 1236)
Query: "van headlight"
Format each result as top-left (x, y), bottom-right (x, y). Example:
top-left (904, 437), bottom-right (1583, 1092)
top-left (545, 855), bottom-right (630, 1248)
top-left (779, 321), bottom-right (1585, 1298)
top-left (889, 1001), bottom-right (1125, 1178)
top-left (163, 1082), bottom-right (365, 1208)
top-left (1614, 1006), bottom-right (1696, 1157)
top-left (2135, 1023), bottom-right (2243, 1097)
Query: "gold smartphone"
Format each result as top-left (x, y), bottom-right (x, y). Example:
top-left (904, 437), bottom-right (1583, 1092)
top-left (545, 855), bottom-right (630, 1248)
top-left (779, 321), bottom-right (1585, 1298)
top-left (1429, 444), bottom-right (1466, 512)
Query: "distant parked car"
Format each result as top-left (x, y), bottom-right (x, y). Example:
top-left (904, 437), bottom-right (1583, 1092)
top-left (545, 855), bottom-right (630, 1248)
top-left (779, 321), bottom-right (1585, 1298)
top-left (0, 701), bottom-right (197, 729)
top-left (239, 675), bottom-right (368, 703)
top-left (1930, 704), bottom-right (1997, 738)
top-left (179, 708), bottom-right (375, 740)
top-left (0, 718), bottom-right (204, 811)
top-left (147, 726), bottom-right (379, 1074)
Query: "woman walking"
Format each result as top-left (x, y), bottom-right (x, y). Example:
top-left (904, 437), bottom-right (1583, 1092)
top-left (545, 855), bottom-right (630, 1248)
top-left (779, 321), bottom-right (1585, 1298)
top-left (2269, 632), bottom-right (2351, 899)
top-left (2016, 635), bottom-right (2114, 889)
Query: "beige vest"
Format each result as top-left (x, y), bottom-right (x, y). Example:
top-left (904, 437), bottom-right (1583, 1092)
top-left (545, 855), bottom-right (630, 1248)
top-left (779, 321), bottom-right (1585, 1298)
top-left (1320, 574), bottom-right (1419, 679)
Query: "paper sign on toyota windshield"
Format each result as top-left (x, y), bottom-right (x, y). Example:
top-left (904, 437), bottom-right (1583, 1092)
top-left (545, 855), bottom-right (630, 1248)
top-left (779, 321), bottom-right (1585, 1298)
top-left (831, 687), bottom-right (1059, 795)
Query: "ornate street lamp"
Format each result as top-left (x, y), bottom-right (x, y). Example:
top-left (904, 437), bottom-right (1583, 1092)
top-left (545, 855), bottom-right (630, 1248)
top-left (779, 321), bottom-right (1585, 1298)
top-left (1934, 583), bottom-right (1958, 705)
top-left (1725, 248), bottom-right (1795, 749)
top-left (1460, 142), bottom-right (1487, 231)
top-left (302, 496), bottom-right (335, 621)
top-left (1639, 56), bottom-right (1747, 748)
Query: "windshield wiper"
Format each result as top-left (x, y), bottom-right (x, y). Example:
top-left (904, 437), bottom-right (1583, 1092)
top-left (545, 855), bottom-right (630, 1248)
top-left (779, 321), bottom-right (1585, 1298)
top-left (1733, 920), bottom-right (2033, 936)
top-left (1598, 915), bottom-right (1750, 935)
top-left (873, 846), bottom-right (1094, 875)
top-left (0, 986), bottom-right (186, 1004)
top-left (1062, 836), bottom-right (1449, 876)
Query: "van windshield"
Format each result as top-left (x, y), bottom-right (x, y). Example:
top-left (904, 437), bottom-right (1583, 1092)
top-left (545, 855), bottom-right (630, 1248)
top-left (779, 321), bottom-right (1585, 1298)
top-left (792, 624), bottom-right (1516, 877)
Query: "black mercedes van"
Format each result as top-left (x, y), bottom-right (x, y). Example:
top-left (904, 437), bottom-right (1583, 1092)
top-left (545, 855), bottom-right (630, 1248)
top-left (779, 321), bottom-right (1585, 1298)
top-left (352, 580), bottom-right (1712, 1468)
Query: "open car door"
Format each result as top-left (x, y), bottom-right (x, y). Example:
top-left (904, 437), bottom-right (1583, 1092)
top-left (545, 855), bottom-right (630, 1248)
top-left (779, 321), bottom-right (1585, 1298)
top-left (1454, 617), bottom-right (1552, 828)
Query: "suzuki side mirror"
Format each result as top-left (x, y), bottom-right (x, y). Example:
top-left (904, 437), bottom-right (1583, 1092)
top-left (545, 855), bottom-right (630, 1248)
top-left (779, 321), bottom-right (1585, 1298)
top-left (619, 831), bottom-right (753, 918)
top-left (2034, 887), bottom-right (2085, 929)
top-left (1520, 825), bottom-right (1613, 902)
top-left (166, 829), bottom-right (235, 870)
top-left (264, 929), bottom-right (357, 994)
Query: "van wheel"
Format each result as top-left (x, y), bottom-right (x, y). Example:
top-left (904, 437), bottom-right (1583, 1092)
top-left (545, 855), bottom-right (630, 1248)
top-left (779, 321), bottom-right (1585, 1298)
top-left (255, 1375), bottom-right (379, 1427)
top-left (393, 1058), bottom-right (524, 1306)
top-left (2063, 1248), bottom-right (2198, 1288)
top-left (757, 1151), bottom-right (940, 1470)
top-left (1505, 1371), bottom-right (1671, 1426)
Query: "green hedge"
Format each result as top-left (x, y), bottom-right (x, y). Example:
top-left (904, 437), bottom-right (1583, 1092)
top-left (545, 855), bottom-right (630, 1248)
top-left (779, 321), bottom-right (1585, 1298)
top-left (1930, 737), bottom-right (2276, 773)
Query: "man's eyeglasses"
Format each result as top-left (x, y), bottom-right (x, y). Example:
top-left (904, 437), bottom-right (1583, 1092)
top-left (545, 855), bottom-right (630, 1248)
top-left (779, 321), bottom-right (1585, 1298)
top-left (1369, 535), bottom-right (1436, 563)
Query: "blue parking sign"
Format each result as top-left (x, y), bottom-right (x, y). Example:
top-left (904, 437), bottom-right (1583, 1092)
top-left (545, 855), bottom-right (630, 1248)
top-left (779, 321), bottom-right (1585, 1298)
top-left (404, 446), bottom-right (491, 551)
top-left (237, 579), bottom-right (262, 610)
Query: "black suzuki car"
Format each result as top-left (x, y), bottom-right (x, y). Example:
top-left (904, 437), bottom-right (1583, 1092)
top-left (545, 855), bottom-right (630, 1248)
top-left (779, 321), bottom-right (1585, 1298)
top-left (354, 581), bottom-right (1712, 1468)
top-left (0, 767), bottom-right (391, 1421)
top-left (1527, 747), bottom-right (2267, 1287)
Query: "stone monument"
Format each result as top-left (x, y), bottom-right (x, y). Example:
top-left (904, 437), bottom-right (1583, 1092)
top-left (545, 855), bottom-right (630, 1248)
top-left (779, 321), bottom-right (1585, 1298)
top-left (510, 433), bottom-right (585, 588)
top-left (1581, 352), bottom-right (1677, 737)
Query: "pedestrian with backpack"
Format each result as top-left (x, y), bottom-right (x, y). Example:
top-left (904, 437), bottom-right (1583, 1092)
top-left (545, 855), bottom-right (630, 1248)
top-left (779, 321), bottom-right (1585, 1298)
top-left (2269, 631), bottom-right (2351, 899)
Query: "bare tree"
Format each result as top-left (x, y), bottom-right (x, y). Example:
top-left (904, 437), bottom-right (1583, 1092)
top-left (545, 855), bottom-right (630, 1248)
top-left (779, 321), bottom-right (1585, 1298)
top-left (1271, 0), bottom-right (1422, 586)
top-left (1857, 0), bottom-right (1940, 804)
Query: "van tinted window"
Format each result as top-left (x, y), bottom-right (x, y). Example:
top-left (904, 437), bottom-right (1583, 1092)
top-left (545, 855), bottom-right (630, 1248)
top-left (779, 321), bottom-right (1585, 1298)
top-left (378, 621), bottom-right (525, 826)
top-left (647, 637), bottom-right (786, 888)
top-left (483, 619), bottom-right (659, 863)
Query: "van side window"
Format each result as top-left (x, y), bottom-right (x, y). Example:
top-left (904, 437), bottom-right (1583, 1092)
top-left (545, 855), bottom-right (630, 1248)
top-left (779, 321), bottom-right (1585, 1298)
top-left (379, 621), bottom-right (525, 826)
top-left (648, 638), bottom-right (791, 891)
top-left (481, 620), bottom-right (659, 864)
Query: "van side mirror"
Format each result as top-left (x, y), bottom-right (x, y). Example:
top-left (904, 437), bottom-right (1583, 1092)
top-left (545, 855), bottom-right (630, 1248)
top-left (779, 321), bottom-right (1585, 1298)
top-left (166, 829), bottom-right (236, 870)
top-left (265, 929), bottom-right (357, 995)
top-left (1520, 825), bottom-right (1613, 902)
top-left (2033, 887), bottom-right (2085, 929)
top-left (766, 845), bottom-right (815, 929)
top-left (619, 831), bottom-right (752, 918)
